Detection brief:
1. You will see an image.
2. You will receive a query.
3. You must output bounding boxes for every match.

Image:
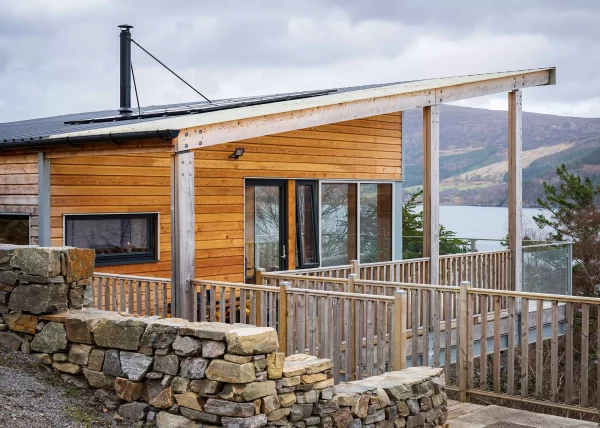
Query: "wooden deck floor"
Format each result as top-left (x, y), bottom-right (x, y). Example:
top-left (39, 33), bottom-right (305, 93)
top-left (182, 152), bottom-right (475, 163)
top-left (446, 400), bottom-right (597, 427)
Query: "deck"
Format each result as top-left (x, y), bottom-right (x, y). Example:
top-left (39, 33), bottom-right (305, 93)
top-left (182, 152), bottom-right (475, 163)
top-left (447, 400), bottom-right (596, 427)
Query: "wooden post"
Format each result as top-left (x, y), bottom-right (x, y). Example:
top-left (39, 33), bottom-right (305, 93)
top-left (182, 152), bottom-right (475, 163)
top-left (458, 281), bottom-right (470, 402)
top-left (37, 152), bottom-right (50, 246)
top-left (255, 268), bottom-right (265, 327)
top-left (279, 281), bottom-right (290, 354)
top-left (422, 106), bottom-right (440, 284)
top-left (351, 260), bottom-right (359, 276)
top-left (171, 150), bottom-right (195, 320)
top-left (393, 289), bottom-right (407, 370)
top-left (508, 90), bottom-right (523, 295)
top-left (348, 274), bottom-right (357, 378)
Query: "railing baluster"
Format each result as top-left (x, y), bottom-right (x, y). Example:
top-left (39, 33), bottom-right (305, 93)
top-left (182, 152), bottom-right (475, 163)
top-left (535, 299), bottom-right (543, 399)
top-left (507, 296), bottom-right (515, 395)
top-left (550, 300), bottom-right (558, 402)
top-left (144, 281), bottom-right (150, 316)
top-left (520, 297), bottom-right (528, 398)
top-left (493, 295), bottom-right (501, 394)
top-left (480, 294), bottom-right (488, 392)
top-left (581, 304), bottom-right (589, 407)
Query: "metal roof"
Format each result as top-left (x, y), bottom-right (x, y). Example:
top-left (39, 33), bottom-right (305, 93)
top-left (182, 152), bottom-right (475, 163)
top-left (0, 68), bottom-right (553, 147)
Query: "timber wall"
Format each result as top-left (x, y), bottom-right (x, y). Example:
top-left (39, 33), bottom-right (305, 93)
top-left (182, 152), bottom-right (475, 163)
top-left (0, 153), bottom-right (39, 244)
top-left (49, 152), bottom-right (172, 277)
top-left (194, 113), bottom-right (402, 282)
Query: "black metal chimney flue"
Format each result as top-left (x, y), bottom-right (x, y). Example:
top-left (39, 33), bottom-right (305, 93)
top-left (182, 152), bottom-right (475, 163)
top-left (118, 24), bottom-right (133, 115)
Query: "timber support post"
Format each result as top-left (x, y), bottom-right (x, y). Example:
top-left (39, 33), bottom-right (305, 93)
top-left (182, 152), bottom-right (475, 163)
top-left (348, 274), bottom-right (358, 378)
top-left (423, 105), bottom-right (440, 284)
top-left (508, 90), bottom-right (523, 297)
top-left (171, 150), bottom-right (195, 320)
top-left (459, 280), bottom-right (470, 402)
top-left (279, 281), bottom-right (291, 354)
top-left (351, 259), bottom-right (359, 276)
top-left (37, 152), bottom-right (50, 247)
top-left (255, 268), bottom-right (265, 326)
top-left (393, 288), bottom-right (407, 370)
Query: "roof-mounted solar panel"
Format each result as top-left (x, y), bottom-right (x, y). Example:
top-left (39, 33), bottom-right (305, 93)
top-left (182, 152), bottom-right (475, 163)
top-left (64, 89), bottom-right (336, 125)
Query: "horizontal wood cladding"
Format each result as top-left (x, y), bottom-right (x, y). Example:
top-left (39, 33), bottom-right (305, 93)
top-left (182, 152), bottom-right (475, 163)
top-left (194, 113), bottom-right (401, 282)
top-left (0, 153), bottom-right (39, 244)
top-left (50, 152), bottom-right (172, 277)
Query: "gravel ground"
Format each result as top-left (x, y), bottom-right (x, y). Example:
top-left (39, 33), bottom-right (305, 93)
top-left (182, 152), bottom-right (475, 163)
top-left (0, 346), bottom-right (133, 428)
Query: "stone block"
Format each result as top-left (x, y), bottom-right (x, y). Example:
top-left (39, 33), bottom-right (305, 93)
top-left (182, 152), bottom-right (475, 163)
top-left (282, 376), bottom-right (300, 387)
top-left (321, 387), bottom-right (333, 400)
top-left (145, 378), bottom-right (174, 409)
top-left (53, 352), bottom-right (68, 362)
top-left (220, 381), bottom-right (277, 402)
top-left (332, 408), bottom-right (353, 428)
top-left (68, 286), bottom-right (84, 310)
top-left (202, 339), bottom-right (226, 358)
top-left (146, 371), bottom-right (163, 380)
top-left (290, 404), bottom-right (313, 421)
top-left (95, 389), bottom-right (121, 410)
top-left (174, 391), bottom-right (205, 411)
top-left (225, 354), bottom-right (253, 364)
top-left (226, 327), bottom-right (279, 356)
top-left (362, 410), bottom-right (385, 425)
top-left (140, 321), bottom-right (180, 349)
top-left (34, 353), bottom-right (53, 365)
top-left (179, 357), bottom-right (208, 380)
top-left (179, 321), bottom-right (253, 341)
top-left (261, 394), bottom-right (281, 414)
top-left (173, 335), bottom-right (203, 356)
top-left (91, 317), bottom-right (147, 350)
top-left (62, 247), bottom-right (95, 283)
top-left (156, 411), bottom-right (197, 428)
top-left (10, 247), bottom-right (61, 277)
top-left (206, 360), bottom-right (256, 383)
top-left (9, 283), bottom-right (68, 314)
top-left (301, 373), bottom-right (327, 384)
top-left (278, 392), bottom-right (296, 407)
top-left (88, 348), bottom-right (105, 371)
top-left (115, 377), bottom-right (145, 402)
top-left (120, 351), bottom-right (153, 381)
top-left (118, 402), bottom-right (150, 421)
top-left (83, 368), bottom-right (115, 390)
top-left (205, 398), bottom-right (256, 417)
top-left (254, 357), bottom-right (268, 372)
top-left (190, 378), bottom-right (223, 395)
top-left (267, 407), bottom-right (291, 421)
top-left (180, 406), bottom-right (221, 423)
top-left (351, 395), bottom-right (370, 418)
top-left (313, 378), bottom-right (334, 390)
top-left (222, 414), bottom-right (268, 428)
top-left (314, 401), bottom-right (339, 415)
top-left (103, 349), bottom-right (124, 377)
top-left (0, 270), bottom-right (20, 286)
top-left (30, 322), bottom-right (67, 353)
top-left (405, 413), bottom-right (425, 428)
top-left (267, 352), bottom-right (285, 379)
top-left (3, 312), bottom-right (37, 334)
top-left (52, 361), bottom-right (82, 374)
top-left (155, 354), bottom-right (180, 375)
top-left (296, 390), bottom-right (318, 404)
top-left (68, 343), bottom-right (93, 365)
top-left (65, 314), bottom-right (99, 345)
top-left (283, 355), bottom-right (332, 377)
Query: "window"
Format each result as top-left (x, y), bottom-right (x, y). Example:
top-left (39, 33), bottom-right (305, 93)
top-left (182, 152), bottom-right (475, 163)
top-left (359, 183), bottom-right (392, 263)
top-left (321, 183), bottom-right (357, 266)
top-left (0, 214), bottom-right (30, 245)
top-left (65, 213), bottom-right (157, 266)
top-left (296, 181), bottom-right (319, 268)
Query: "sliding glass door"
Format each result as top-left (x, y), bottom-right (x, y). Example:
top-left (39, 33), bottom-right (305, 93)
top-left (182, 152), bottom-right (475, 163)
top-left (245, 180), bottom-right (287, 283)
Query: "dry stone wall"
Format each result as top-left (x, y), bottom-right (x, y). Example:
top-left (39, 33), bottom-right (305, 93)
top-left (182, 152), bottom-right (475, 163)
top-left (0, 246), bottom-right (447, 428)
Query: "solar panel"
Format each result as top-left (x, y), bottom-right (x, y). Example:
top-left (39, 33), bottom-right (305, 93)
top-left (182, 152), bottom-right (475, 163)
top-left (64, 89), bottom-right (336, 125)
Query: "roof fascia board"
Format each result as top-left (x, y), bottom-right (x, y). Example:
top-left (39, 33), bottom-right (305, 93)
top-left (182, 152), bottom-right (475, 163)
top-left (175, 68), bottom-right (552, 152)
top-left (45, 68), bottom-right (554, 143)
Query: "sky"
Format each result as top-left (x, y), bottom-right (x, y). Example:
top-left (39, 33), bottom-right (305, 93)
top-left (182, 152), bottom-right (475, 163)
top-left (1, 0), bottom-right (599, 123)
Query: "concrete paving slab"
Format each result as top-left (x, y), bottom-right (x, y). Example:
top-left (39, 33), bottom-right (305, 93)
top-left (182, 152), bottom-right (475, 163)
top-left (449, 404), bottom-right (597, 428)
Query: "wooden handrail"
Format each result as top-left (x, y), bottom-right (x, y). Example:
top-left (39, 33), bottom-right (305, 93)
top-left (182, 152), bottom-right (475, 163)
top-left (93, 272), bottom-right (171, 282)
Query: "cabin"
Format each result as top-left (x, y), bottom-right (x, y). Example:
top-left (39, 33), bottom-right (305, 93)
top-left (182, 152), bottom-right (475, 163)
top-left (0, 25), bottom-right (558, 320)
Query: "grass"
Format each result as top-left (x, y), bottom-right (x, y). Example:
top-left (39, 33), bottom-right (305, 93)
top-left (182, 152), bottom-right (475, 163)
top-left (64, 406), bottom-right (97, 428)
top-left (62, 386), bottom-right (80, 398)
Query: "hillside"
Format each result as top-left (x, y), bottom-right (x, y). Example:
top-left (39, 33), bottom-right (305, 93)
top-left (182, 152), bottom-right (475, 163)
top-left (402, 105), bottom-right (600, 206)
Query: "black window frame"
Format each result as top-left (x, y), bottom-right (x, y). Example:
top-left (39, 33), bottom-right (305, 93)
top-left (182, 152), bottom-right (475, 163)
top-left (0, 213), bottom-right (31, 245)
top-left (64, 213), bottom-right (158, 266)
top-left (295, 180), bottom-right (320, 269)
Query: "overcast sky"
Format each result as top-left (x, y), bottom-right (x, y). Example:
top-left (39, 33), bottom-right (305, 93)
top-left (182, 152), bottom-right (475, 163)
top-left (1, 0), bottom-right (599, 122)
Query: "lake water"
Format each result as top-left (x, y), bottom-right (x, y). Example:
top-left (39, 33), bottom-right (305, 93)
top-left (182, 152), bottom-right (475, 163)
top-left (414, 205), bottom-right (551, 251)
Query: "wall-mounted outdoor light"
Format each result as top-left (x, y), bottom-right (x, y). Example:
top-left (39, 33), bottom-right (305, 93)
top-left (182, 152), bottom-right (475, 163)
top-left (229, 148), bottom-right (245, 160)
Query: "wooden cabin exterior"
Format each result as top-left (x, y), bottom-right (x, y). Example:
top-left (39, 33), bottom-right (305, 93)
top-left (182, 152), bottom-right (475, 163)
top-left (0, 66), bottom-right (556, 318)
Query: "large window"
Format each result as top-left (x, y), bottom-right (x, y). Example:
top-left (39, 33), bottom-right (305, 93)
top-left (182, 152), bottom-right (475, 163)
top-left (321, 183), bottom-right (358, 266)
top-left (360, 183), bottom-right (392, 263)
top-left (65, 213), bottom-right (157, 266)
top-left (320, 182), bottom-right (393, 266)
top-left (0, 214), bottom-right (30, 245)
top-left (296, 181), bottom-right (319, 268)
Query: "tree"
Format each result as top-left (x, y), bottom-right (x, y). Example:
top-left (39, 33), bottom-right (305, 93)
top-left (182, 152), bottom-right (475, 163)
top-left (402, 190), bottom-right (468, 259)
top-left (533, 164), bottom-right (600, 297)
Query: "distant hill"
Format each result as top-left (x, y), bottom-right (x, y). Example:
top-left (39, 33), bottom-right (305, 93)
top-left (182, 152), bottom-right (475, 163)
top-left (402, 105), bottom-right (600, 206)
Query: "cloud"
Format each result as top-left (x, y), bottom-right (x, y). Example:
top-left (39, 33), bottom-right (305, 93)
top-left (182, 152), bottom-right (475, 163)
top-left (0, 0), bottom-right (598, 122)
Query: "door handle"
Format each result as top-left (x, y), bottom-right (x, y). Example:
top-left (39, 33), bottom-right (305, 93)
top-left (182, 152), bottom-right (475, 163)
top-left (281, 245), bottom-right (286, 259)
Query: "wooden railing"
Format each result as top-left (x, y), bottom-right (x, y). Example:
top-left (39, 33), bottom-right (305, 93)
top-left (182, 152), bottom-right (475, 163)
top-left (439, 249), bottom-right (511, 290)
top-left (453, 285), bottom-right (600, 415)
top-left (92, 272), bottom-right (171, 317)
top-left (358, 257), bottom-right (431, 283)
top-left (265, 264), bottom-right (355, 278)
